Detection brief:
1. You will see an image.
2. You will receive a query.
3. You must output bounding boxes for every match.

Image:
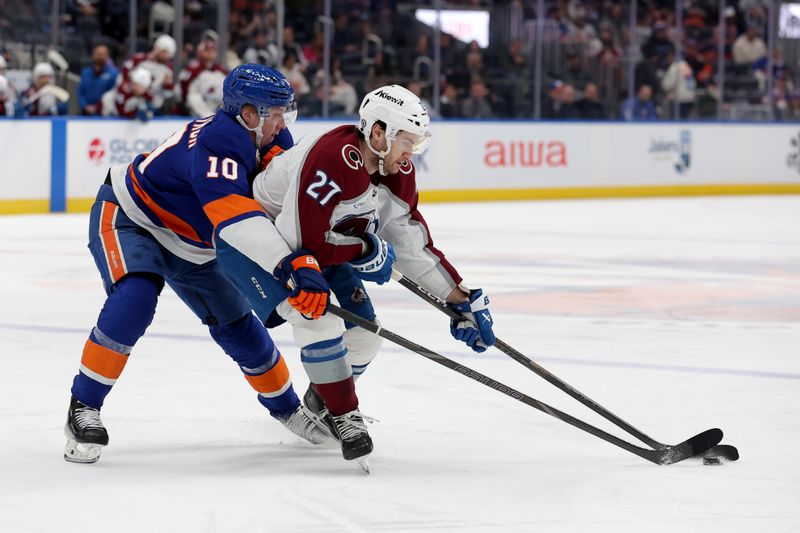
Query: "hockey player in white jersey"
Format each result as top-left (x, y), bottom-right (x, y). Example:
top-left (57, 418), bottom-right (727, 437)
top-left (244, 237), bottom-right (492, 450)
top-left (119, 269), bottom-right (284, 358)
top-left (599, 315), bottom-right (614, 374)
top-left (235, 84), bottom-right (497, 459)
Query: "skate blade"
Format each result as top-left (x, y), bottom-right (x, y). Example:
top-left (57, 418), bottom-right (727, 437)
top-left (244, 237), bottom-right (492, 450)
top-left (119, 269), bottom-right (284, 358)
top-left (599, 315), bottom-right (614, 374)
top-left (64, 438), bottom-right (103, 463)
top-left (357, 457), bottom-right (370, 474)
top-left (63, 426), bottom-right (104, 464)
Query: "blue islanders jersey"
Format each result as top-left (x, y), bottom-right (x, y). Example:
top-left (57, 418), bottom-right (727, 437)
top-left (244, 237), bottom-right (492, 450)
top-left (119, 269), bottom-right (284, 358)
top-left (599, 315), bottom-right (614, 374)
top-left (108, 110), bottom-right (293, 264)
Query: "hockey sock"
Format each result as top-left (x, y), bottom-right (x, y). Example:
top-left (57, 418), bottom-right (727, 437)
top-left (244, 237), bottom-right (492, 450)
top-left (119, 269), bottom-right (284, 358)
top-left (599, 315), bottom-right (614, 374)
top-left (313, 379), bottom-right (358, 416)
top-left (300, 337), bottom-right (358, 415)
top-left (71, 274), bottom-right (161, 408)
top-left (210, 313), bottom-right (300, 418)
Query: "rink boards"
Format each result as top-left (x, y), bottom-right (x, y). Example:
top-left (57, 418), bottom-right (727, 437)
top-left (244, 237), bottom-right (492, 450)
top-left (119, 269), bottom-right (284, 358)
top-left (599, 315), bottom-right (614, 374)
top-left (1, 117), bottom-right (800, 214)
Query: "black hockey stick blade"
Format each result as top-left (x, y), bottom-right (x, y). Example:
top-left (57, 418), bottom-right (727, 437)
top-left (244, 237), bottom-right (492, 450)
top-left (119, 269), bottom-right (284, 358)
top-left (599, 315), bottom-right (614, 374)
top-left (390, 270), bottom-right (739, 462)
top-left (653, 428), bottom-right (723, 465)
top-left (327, 303), bottom-right (722, 465)
top-left (702, 444), bottom-right (739, 461)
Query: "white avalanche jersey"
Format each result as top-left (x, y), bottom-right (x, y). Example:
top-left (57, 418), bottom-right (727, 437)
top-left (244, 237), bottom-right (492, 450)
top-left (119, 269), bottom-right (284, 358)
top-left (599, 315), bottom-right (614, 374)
top-left (253, 124), bottom-right (462, 300)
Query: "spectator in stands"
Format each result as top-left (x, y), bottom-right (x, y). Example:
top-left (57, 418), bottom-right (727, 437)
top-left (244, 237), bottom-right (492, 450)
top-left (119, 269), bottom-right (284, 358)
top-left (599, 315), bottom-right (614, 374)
top-left (577, 83), bottom-right (606, 119)
top-left (754, 48), bottom-right (791, 94)
top-left (635, 48), bottom-right (663, 105)
top-left (439, 82), bottom-right (460, 118)
top-left (312, 57), bottom-right (358, 116)
top-left (438, 33), bottom-right (460, 81)
top-left (279, 49), bottom-right (311, 102)
top-left (16, 62), bottom-right (69, 117)
top-left (119, 34), bottom-right (177, 114)
top-left (0, 55), bottom-right (7, 78)
top-left (566, 5), bottom-right (597, 45)
top-left (302, 30), bottom-right (325, 67)
top-left (0, 55), bottom-right (15, 101)
top-left (643, 21), bottom-right (675, 70)
top-left (592, 24), bottom-right (623, 64)
top-left (240, 30), bottom-right (271, 66)
top-left (365, 49), bottom-right (396, 92)
top-left (282, 26), bottom-right (307, 71)
top-left (451, 44), bottom-right (487, 93)
top-left (77, 44), bottom-right (118, 116)
top-left (461, 79), bottom-right (495, 119)
top-left (501, 39), bottom-right (532, 118)
top-left (407, 80), bottom-right (439, 119)
top-left (771, 76), bottom-right (792, 121)
top-left (332, 11), bottom-right (360, 60)
top-left (100, 67), bottom-right (156, 121)
top-left (732, 25), bottom-right (766, 66)
top-left (553, 83), bottom-right (581, 119)
top-left (661, 50), bottom-right (696, 119)
top-left (714, 6), bottom-right (739, 61)
top-left (0, 75), bottom-right (14, 116)
top-left (177, 31), bottom-right (227, 118)
top-left (403, 33), bottom-right (432, 78)
top-left (559, 49), bottom-right (593, 91)
top-left (542, 80), bottom-right (564, 119)
top-left (620, 84), bottom-right (659, 121)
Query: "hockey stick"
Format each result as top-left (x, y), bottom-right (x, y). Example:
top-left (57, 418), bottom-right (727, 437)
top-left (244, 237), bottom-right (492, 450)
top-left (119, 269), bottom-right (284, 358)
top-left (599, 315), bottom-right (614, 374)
top-left (327, 303), bottom-right (722, 465)
top-left (390, 270), bottom-right (739, 462)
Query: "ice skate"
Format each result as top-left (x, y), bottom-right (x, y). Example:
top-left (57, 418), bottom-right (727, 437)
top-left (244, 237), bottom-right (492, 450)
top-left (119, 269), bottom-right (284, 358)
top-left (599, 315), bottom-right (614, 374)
top-left (275, 404), bottom-right (331, 444)
top-left (302, 384), bottom-right (338, 441)
top-left (64, 396), bottom-right (109, 464)
top-left (331, 409), bottom-right (373, 462)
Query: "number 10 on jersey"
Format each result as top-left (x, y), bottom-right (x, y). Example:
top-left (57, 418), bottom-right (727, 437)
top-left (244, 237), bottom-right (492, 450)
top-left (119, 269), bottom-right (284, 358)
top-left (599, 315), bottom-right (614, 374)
top-left (207, 156), bottom-right (239, 180)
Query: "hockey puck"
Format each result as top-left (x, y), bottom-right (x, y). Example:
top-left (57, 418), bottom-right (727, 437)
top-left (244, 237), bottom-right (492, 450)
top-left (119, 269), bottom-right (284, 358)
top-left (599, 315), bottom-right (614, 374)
top-left (703, 457), bottom-right (722, 466)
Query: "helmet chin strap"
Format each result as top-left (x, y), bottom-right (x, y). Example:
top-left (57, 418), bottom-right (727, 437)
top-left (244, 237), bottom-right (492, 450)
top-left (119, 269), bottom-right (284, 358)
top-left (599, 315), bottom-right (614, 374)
top-left (236, 115), bottom-right (266, 147)
top-left (365, 134), bottom-right (392, 176)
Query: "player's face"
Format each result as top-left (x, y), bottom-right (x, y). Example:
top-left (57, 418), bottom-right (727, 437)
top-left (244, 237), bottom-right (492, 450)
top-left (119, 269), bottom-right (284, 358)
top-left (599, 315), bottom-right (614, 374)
top-left (257, 106), bottom-right (289, 147)
top-left (383, 131), bottom-right (421, 174)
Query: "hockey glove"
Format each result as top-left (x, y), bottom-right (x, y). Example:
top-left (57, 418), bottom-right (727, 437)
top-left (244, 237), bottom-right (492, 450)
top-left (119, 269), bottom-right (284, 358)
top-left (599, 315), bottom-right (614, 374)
top-left (349, 233), bottom-right (395, 285)
top-left (275, 250), bottom-right (330, 319)
top-left (258, 144), bottom-right (284, 171)
top-left (448, 289), bottom-right (495, 353)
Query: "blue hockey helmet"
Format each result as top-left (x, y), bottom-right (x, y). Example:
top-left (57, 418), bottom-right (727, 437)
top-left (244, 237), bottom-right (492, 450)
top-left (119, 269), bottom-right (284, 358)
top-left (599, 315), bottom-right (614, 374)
top-left (222, 64), bottom-right (297, 123)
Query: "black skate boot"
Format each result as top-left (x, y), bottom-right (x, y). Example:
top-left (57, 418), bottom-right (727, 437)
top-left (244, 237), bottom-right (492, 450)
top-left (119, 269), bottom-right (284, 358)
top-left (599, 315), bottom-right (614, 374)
top-left (303, 384), bottom-right (338, 441)
top-left (331, 409), bottom-right (373, 461)
top-left (274, 405), bottom-right (331, 444)
top-left (64, 396), bottom-right (109, 463)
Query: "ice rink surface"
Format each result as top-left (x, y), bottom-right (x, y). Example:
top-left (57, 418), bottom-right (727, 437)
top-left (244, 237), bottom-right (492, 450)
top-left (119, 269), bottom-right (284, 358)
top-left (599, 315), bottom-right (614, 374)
top-left (1, 196), bottom-right (798, 532)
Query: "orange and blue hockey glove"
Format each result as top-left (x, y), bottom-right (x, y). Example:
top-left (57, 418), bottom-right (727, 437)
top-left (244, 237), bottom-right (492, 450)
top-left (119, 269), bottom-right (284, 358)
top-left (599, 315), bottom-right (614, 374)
top-left (275, 250), bottom-right (329, 319)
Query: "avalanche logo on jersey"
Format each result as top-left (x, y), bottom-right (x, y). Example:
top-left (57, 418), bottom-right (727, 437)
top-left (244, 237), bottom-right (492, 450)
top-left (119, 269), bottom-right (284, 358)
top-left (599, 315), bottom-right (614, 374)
top-left (398, 159), bottom-right (414, 175)
top-left (341, 144), bottom-right (364, 171)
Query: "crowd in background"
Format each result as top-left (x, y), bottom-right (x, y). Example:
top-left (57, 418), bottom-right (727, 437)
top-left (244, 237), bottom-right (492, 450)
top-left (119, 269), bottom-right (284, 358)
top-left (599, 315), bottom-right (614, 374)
top-left (0, 0), bottom-right (796, 121)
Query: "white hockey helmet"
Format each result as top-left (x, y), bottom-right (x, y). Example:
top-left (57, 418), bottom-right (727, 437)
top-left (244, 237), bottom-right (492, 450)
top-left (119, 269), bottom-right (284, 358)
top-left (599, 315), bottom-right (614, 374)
top-left (33, 62), bottom-right (55, 79)
top-left (358, 84), bottom-right (430, 174)
top-left (130, 67), bottom-right (153, 89)
top-left (153, 34), bottom-right (177, 57)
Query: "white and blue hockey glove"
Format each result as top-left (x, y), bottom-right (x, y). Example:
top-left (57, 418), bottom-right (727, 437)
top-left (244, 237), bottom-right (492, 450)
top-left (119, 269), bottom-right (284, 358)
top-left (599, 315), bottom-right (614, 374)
top-left (350, 233), bottom-right (396, 285)
top-left (448, 289), bottom-right (495, 353)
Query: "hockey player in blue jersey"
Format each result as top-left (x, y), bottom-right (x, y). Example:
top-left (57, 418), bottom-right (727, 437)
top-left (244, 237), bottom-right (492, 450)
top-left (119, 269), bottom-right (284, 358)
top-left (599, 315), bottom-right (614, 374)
top-left (64, 64), bottom-right (332, 464)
